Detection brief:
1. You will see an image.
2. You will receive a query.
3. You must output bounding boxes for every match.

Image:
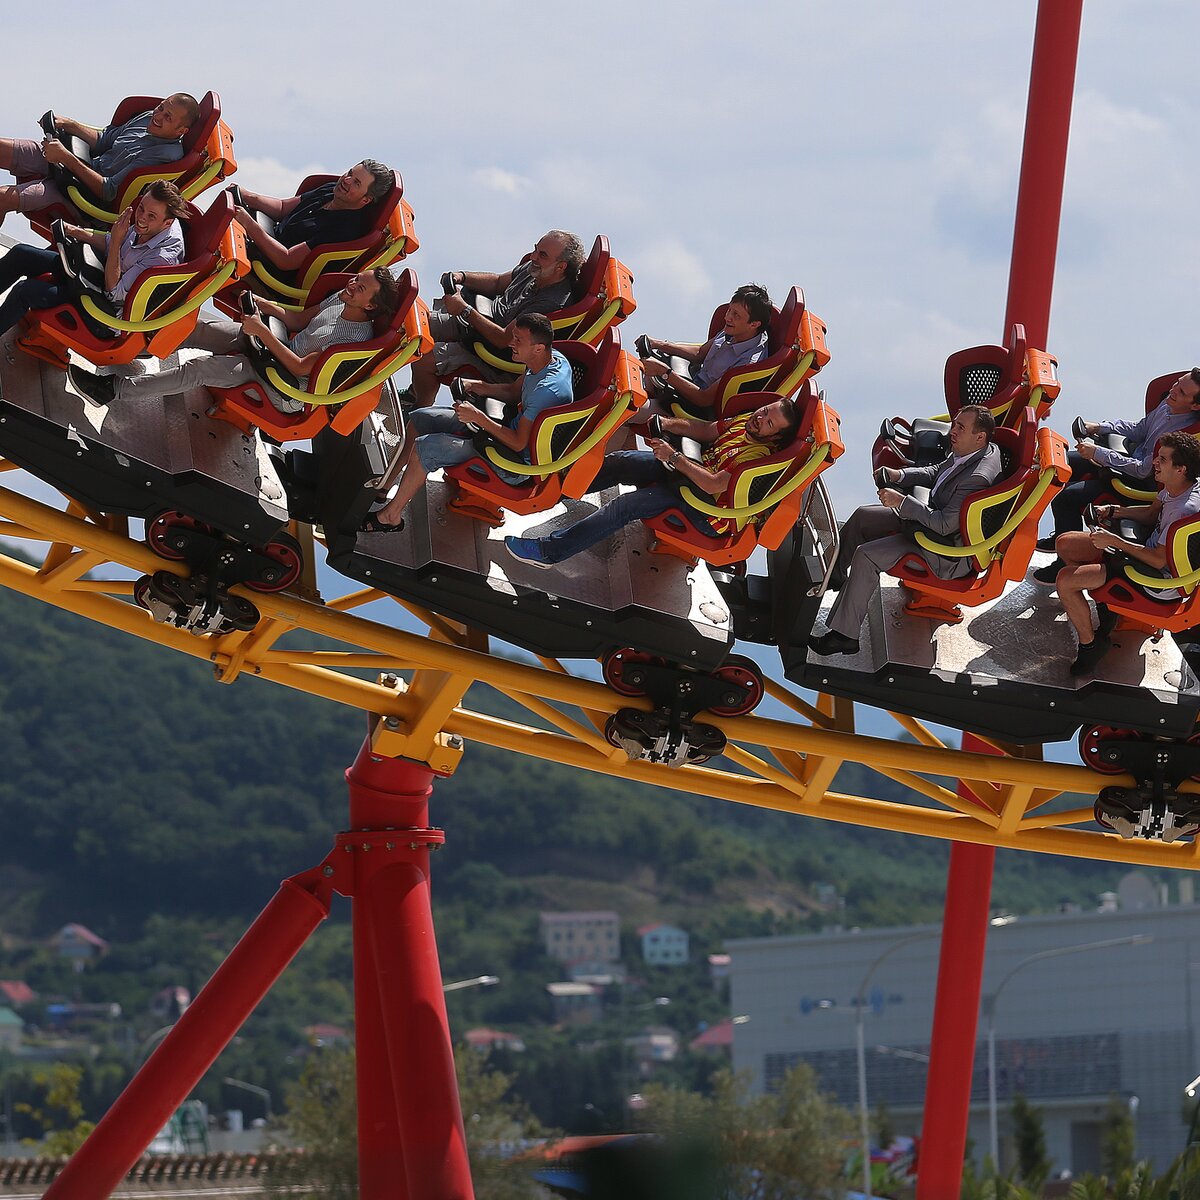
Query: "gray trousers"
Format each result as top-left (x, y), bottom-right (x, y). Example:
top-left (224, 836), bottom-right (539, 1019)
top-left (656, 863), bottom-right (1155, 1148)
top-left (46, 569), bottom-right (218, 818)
top-left (114, 314), bottom-right (301, 412)
top-left (826, 505), bottom-right (969, 638)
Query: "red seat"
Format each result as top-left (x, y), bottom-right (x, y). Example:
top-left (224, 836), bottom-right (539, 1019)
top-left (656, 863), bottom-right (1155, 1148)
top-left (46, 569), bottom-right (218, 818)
top-left (871, 324), bottom-right (1061, 472)
top-left (447, 236), bottom-right (637, 380)
top-left (645, 382), bottom-right (844, 567)
top-left (445, 334), bottom-right (647, 525)
top-left (18, 191), bottom-right (249, 370)
top-left (212, 172), bottom-right (418, 315)
top-left (885, 411), bottom-right (1071, 623)
top-left (26, 92), bottom-right (235, 235)
top-left (206, 269), bottom-right (431, 443)
top-left (667, 287), bottom-right (831, 418)
top-left (1090, 511), bottom-right (1200, 637)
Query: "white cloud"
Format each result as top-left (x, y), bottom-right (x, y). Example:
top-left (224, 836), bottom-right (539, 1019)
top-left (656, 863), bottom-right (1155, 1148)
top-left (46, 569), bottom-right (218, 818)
top-left (471, 167), bottom-right (532, 196)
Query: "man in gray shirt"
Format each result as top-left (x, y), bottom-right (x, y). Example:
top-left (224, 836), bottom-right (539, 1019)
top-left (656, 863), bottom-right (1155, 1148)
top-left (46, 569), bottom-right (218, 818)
top-left (0, 94), bottom-right (199, 224)
top-left (404, 229), bottom-right (583, 408)
top-left (68, 267), bottom-right (399, 414)
top-left (640, 282), bottom-right (772, 411)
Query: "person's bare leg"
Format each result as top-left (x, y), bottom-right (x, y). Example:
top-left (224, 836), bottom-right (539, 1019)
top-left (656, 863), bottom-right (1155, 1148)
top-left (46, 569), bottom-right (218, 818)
top-left (374, 461), bottom-right (429, 526)
top-left (0, 185), bottom-right (21, 219)
top-left (409, 352), bottom-right (443, 407)
top-left (1056, 530), bottom-right (1098, 566)
top-left (376, 437), bottom-right (420, 493)
top-left (1057, 562), bottom-right (1107, 642)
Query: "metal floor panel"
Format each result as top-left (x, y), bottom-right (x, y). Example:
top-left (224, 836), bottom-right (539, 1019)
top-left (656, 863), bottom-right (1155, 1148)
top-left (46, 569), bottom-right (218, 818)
top-left (355, 477), bottom-right (732, 648)
top-left (0, 334), bottom-right (289, 539)
top-left (795, 553), bottom-right (1200, 742)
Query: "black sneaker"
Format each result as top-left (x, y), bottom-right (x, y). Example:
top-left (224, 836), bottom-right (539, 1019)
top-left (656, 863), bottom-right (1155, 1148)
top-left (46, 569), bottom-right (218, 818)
top-left (1035, 535), bottom-right (1057, 552)
top-left (810, 630), bottom-right (860, 657)
top-left (1070, 634), bottom-right (1112, 676)
top-left (68, 365), bottom-right (116, 406)
top-left (1032, 559), bottom-right (1063, 585)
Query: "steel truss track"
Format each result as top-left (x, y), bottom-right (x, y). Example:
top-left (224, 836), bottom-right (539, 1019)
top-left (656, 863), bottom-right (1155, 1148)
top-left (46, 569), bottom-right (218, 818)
top-left (0, 466), bottom-right (1196, 870)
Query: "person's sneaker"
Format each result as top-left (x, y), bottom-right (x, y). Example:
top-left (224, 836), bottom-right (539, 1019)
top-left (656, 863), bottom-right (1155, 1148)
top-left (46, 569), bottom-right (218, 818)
top-left (1070, 634), bottom-right (1112, 676)
top-left (1095, 603), bottom-right (1118, 642)
top-left (68, 364), bottom-right (116, 406)
top-left (504, 535), bottom-right (553, 569)
top-left (810, 630), bottom-right (860, 657)
top-left (1032, 559), bottom-right (1063, 585)
top-left (1035, 535), bottom-right (1057, 552)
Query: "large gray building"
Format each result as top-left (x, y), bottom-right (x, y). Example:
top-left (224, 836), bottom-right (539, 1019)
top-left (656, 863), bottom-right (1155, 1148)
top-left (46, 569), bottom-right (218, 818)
top-left (729, 875), bottom-right (1199, 1175)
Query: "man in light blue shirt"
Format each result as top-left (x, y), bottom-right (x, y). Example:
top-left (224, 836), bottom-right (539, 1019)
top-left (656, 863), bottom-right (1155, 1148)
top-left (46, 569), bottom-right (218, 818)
top-left (1035, 368), bottom-right (1200, 572)
top-left (364, 312), bottom-right (574, 532)
top-left (0, 94), bottom-right (198, 223)
top-left (639, 282), bottom-right (772, 410)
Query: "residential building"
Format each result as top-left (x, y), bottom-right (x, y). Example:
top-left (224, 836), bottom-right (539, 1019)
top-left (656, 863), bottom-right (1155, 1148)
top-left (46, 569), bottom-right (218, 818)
top-left (51, 923), bottom-right (109, 970)
top-left (540, 911), bottom-right (620, 966)
top-left (638, 923), bottom-right (689, 966)
top-left (0, 1007), bottom-right (22, 1052)
top-left (465, 1028), bottom-right (527, 1053)
top-left (546, 981), bottom-right (602, 1025)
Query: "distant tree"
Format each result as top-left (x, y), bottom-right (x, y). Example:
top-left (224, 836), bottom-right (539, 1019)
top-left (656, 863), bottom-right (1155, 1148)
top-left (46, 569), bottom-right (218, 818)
top-left (635, 1064), bottom-right (852, 1200)
top-left (1101, 1094), bottom-right (1136, 1176)
top-left (1011, 1093), bottom-right (1049, 1186)
top-left (15, 1063), bottom-right (95, 1156)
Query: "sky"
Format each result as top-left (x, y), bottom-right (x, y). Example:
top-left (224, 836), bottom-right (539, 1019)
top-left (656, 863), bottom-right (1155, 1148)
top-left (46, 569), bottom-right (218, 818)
top-left (3, 1), bottom-right (1198, 517)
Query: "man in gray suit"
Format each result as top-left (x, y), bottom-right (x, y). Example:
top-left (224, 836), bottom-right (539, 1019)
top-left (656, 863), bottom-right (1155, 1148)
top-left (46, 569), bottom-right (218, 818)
top-left (811, 404), bottom-right (1002, 656)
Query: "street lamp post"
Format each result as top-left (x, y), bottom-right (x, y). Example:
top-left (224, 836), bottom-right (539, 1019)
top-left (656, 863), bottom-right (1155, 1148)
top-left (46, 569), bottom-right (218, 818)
top-left (853, 932), bottom-right (939, 1200)
top-left (222, 1076), bottom-right (272, 1124)
top-left (984, 934), bottom-right (1152, 1168)
top-left (441, 974), bottom-right (500, 993)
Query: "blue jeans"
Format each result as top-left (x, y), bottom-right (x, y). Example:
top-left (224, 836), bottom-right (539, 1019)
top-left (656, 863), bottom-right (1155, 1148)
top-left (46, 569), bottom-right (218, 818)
top-left (542, 450), bottom-right (702, 562)
top-left (1049, 449), bottom-right (1117, 534)
top-left (411, 405), bottom-right (528, 485)
top-left (0, 243), bottom-right (66, 337)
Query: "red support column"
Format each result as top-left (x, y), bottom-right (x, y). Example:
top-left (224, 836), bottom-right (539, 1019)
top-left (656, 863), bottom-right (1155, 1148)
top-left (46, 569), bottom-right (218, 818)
top-left (345, 735), bottom-right (474, 1200)
top-left (44, 873), bottom-right (331, 1200)
top-left (918, 4), bottom-right (1083, 1194)
top-left (1003, 0), bottom-right (1084, 348)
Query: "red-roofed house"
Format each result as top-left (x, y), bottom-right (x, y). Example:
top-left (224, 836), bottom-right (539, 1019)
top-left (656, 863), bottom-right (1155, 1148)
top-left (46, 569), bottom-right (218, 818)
top-left (465, 1028), bottom-right (526, 1053)
top-left (0, 981), bottom-right (34, 1007)
top-left (690, 1018), bottom-right (736, 1056)
top-left (51, 924), bottom-right (109, 971)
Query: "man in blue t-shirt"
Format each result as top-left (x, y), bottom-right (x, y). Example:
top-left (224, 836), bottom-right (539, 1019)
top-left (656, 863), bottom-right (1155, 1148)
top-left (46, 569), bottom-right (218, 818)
top-left (364, 312), bottom-right (574, 532)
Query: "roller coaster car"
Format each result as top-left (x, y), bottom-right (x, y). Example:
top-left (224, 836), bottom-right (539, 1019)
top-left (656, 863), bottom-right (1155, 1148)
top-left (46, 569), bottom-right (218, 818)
top-left (1079, 371), bottom-right (1200, 507)
top-left (206, 269), bottom-right (431, 443)
top-left (443, 335), bottom-right (647, 525)
top-left (871, 324), bottom-right (1060, 471)
top-left (647, 287), bottom-right (831, 419)
top-left (17, 192), bottom-right (247, 370)
top-left (885, 412), bottom-right (1071, 623)
top-left (451, 236), bottom-right (637, 377)
top-left (644, 383), bottom-right (844, 567)
top-left (27, 92), bottom-right (235, 233)
top-left (212, 174), bottom-right (417, 314)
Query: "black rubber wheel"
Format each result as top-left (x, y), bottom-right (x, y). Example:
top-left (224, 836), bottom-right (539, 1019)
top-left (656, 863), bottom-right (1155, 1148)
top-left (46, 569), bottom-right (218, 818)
top-left (217, 593), bottom-right (260, 633)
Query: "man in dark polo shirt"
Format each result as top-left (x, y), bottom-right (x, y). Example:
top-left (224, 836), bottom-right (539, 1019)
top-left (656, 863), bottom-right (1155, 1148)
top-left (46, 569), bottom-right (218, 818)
top-left (403, 229), bottom-right (583, 408)
top-left (0, 94), bottom-right (199, 224)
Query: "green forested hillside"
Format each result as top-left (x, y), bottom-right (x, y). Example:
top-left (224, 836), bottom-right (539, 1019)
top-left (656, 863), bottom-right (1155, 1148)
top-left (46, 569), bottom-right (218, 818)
top-left (0, 582), bottom-right (1141, 1129)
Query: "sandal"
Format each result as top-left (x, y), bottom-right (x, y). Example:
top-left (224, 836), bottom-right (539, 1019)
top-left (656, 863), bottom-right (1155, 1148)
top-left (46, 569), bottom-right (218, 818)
top-left (360, 513), bottom-right (405, 534)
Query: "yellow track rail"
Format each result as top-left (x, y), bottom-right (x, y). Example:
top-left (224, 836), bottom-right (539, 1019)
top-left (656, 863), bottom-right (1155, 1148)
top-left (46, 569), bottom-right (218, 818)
top-left (0, 467), bottom-right (1195, 869)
